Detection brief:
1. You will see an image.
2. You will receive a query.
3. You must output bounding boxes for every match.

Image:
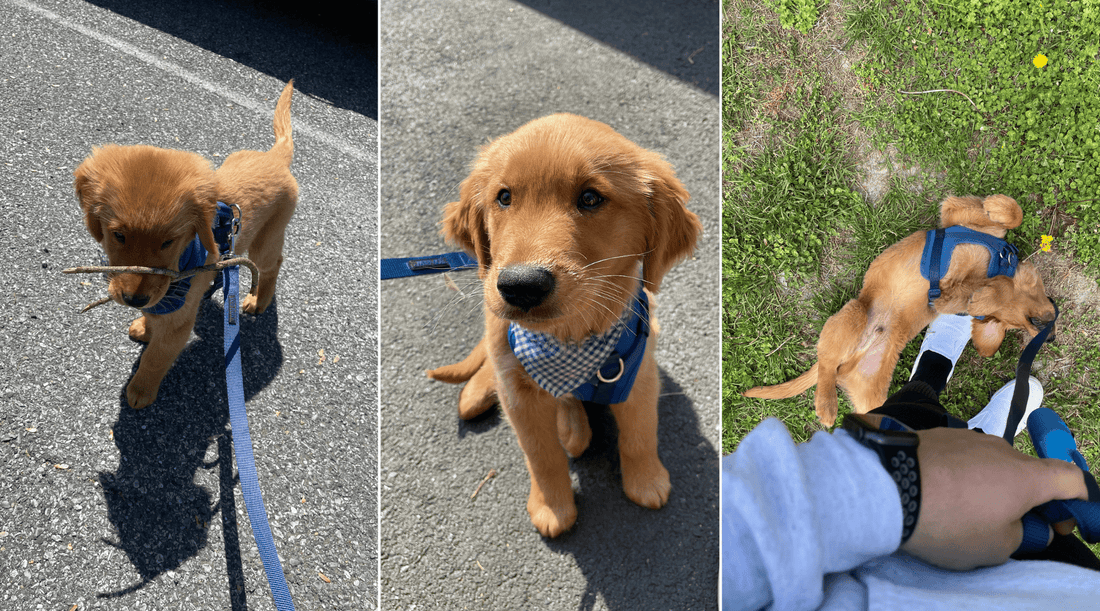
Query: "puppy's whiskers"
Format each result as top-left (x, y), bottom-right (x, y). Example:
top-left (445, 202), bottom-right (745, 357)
top-left (425, 274), bottom-right (485, 333)
top-left (578, 251), bottom-right (649, 272)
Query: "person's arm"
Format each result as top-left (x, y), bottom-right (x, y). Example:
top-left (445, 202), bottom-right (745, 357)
top-left (722, 419), bottom-right (1092, 611)
top-left (721, 418), bottom-right (902, 611)
top-left (901, 426), bottom-right (1088, 569)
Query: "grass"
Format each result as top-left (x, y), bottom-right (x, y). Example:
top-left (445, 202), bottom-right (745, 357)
top-left (722, 0), bottom-right (1100, 550)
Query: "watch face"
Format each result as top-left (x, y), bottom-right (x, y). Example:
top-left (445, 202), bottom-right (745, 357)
top-left (842, 413), bottom-right (920, 446)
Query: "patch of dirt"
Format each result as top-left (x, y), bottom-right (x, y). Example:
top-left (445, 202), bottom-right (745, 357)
top-left (1040, 251), bottom-right (1100, 310)
top-left (726, 0), bottom-right (1098, 362)
top-left (727, 0), bottom-right (927, 206)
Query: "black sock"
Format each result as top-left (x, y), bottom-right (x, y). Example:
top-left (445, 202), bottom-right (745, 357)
top-left (910, 351), bottom-right (953, 396)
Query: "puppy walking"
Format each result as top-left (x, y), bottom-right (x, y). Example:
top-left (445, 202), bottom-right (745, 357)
top-left (74, 81), bottom-right (298, 409)
top-left (427, 114), bottom-right (702, 537)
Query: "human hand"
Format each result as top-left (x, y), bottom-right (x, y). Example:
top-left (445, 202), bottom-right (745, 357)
top-left (900, 427), bottom-right (1088, 570)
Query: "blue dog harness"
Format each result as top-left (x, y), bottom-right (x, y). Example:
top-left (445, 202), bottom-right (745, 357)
top-left (508, 288), bottom-right (650, 405)
top-left (919, 226), bottom-right (1019, 308)
top-left (143, 202), bottom-right (237, 315)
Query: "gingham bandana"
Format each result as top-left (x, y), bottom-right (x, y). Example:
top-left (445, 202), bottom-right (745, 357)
top-left (509, 312), bottom-right (630, 398)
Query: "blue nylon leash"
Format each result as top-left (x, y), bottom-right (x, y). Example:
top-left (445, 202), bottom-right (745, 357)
top-left (222, 234), bottom-right (295, 610)
top-left (1015, 406), bottom-right (1100, 553)
top-left (380, 251), bottom-right (477, 279)
top-left (999, 299), bottom-right (1100, 555)
top-left (1002, 299), bottom-right (1058, 444)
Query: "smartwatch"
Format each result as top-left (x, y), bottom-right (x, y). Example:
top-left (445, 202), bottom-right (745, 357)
top-left (841, 413), bottom-right (922, 545)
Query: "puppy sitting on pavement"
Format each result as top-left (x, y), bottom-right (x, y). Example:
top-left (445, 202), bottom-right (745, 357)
top-left (427, 114), bottom-right (702, 537)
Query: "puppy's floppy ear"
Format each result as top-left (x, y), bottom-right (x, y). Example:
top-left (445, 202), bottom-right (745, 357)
top-left (967, 279), bottom-right (1009, 318)
top-left (193, 190), bottom-right (220, 266)
top-left (967, 280), bottom-right (1009, 356)
top-left (196, 218), bottom-right (219, 266)
top-left (441, 167), bottom-right (492, 278)
top-left (73, 153), bottom-right (105, 242)
top-left (641, 159), bottom-right (701, 293)
top-left (971, 318), bottom-right (1006, 357)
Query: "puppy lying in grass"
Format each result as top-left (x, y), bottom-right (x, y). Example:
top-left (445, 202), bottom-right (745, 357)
top-left (743, 194), bottom-right (1056, 426)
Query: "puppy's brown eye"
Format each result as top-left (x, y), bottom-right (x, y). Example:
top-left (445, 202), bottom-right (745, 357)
top-left (496, 189), bottom-right (511, 208)
top-left (113, 232), bottom-right (125, 244)
top-left (578, 189), bottom-right (604, 211)
top-left (161, 239), bottom-right (175, 250)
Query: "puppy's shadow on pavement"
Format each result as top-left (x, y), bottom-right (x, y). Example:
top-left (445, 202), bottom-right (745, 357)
top-left (548, 370), bottom-right (719, 611)
top-left (96, 297), bottom-right (282, 604)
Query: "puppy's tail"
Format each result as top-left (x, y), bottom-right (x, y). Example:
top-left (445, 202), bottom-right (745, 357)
top-left (742, 364), bottom-right (818, 400)
top-left (269, 79), bottom-right (295, 166)
top-left (426, 338), bottom-right (487, 384)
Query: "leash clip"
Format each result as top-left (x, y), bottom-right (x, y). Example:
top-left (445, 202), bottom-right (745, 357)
top-left (227, 203), bottom-right (242, 258)
top-left (926, 287), bottom-right (941, 309)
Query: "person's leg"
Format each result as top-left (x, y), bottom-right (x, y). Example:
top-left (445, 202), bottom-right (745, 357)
top-left (869, 315), bottom-right (973, 430)
top-left (909, 314), bottom-right (972, 393)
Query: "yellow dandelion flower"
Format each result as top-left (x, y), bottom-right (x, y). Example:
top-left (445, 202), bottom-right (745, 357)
top-left (1033, 53), bottom-right (1048, 68)
top-left (1040, 235), bottom-right (1054, 252)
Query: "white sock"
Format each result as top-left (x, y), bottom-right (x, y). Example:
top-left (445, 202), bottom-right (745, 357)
top-left (910, 314), bottom-right (973, 383)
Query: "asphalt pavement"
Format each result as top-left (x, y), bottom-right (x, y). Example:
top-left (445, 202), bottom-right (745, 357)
top-left (1, 1), bottom-right (378, 609)
top-left (379, 1), bottom-right (721, 609)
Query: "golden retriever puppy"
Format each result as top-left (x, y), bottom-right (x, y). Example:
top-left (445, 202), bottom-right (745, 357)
top-left (74, 81), bottom-right (298, 409)
top-left (743, 194), bottom-right (1056, 427)
top-left (426, 114), bottom-right (702, 537)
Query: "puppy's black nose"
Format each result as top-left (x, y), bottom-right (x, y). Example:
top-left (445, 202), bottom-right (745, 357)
top-left (123, 293), bottom-right (150, 308)
top-left (497, 265), bottom-right (555, 310)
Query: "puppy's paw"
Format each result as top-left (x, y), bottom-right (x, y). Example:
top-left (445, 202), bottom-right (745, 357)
top-left (557, 398), bottom-right (591, 458)
top-left (814, 388), bottom-right (839, 427)
top-left (128, 317), bottom-right (152, 343)
top-left (621, 457), bottom-right (671, 509)
top-left (126, 378), bottom-right (159, 410)
top-left (527, 496), bottom-right (577, 538)
top-left (981, 194), bottom-right (1022, 230)
top-left (240, 293), bottom-right (270, 315)
top-left (456, 365), bottom-right (497, 419)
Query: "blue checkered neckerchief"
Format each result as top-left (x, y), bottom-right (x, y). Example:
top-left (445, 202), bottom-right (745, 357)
top-left (143, 202), bottom-right (235, 315)
top-left (508, 288), bottom-right (650, 404)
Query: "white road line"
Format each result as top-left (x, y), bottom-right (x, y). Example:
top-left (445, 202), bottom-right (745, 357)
top-left (10, 0), bottom-right (376, 163)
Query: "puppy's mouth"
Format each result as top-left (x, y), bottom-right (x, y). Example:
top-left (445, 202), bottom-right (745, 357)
top-left (1027, 315), bottom-right (1056, 341)
top-left (108, 273), bottom-right (171, 310)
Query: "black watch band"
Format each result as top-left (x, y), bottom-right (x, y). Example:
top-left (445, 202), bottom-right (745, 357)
top-left (883, 445), bottom-right (921, 544)
top-left (841, 414), bottom-right (922, 545)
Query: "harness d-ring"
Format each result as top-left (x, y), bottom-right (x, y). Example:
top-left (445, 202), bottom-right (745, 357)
top-left (597, 358), bottom-right (625, 384)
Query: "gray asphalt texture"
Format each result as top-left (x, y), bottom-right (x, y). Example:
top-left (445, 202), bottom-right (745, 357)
top-left (380, 1), bottom-right (721, 609)
top-left (2, 1), bottom-right (378, 609)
